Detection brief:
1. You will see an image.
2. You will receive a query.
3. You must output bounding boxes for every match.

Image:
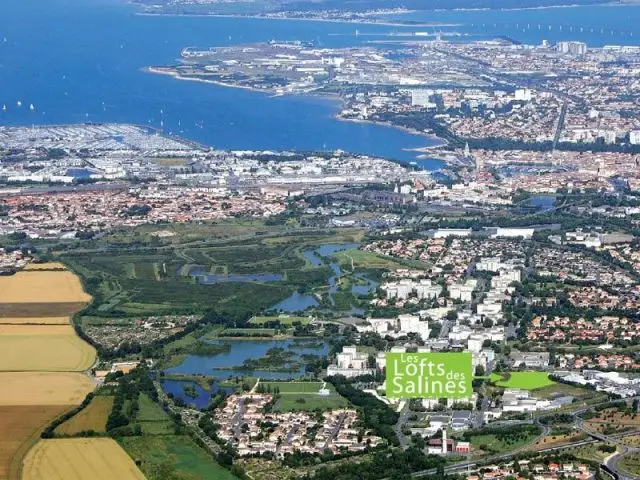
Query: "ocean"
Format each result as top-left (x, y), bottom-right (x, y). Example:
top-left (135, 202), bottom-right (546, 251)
top-left (0, 0), bottom-right (638, 165)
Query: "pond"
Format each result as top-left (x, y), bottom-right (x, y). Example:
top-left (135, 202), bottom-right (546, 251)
top-left (161, 379), bottom-right (235, 409)
top-left (186, 266), bottom-right (284, 284)
top-left (272, 243), bottom-right (362, 312)
top-left (528, 195), bottom-right (556, 208)
top-left (164, 337), bottom-right (328, 379)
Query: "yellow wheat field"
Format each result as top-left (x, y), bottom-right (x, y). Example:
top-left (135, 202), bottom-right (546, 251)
top-left (0, 405), bottom-right (72, 480)
top-left (0, 373), bottom-right (95, 406)
top-left (0, 325), bottom-right (96, 372)
top-left (23, 262), bottom-right (67, 271)
top-left (22, 438), bottom-right (147, 480)
top-left (0, 271), bottom-right (91, 304)
top-left (0, 316), bottom-right (69, 325)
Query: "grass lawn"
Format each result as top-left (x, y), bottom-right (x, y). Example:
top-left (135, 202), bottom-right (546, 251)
top-left (491, 372), bottom-right (555, 390)
top-left (120, 435), bottom-right (238, 480)
top-left (249, 315), bottom-right (310, 326)
top-left (260, 382), bottom-right (350, 412)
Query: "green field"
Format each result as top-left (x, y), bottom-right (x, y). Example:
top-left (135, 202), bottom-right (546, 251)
top-left (467, 425), bottom-right (541, 455)
top-left (260, 381), bottom-right (350, 412)
top-left (58, 225), bottom-right (364, 317)
top-left (532, 382), bottom-right (593, 399)
top-left (619, 452), bottom-right (640, 477)
top-left (136, 393), bottom-right (175, 435)
top-left (333, 249), bottom-right (416, 270)
top-left (119, 435), bottom-right (238, 480)
top-left (469, 433), bottom-right (533, 455)
top-left (249, 315), bottom-right (310, 326)
top-left (491, 372), bottom-right (555, 390)
top-left (219, 328), bottom-right (278, 337)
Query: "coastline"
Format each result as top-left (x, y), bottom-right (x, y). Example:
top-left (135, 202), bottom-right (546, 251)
top-left (145, 66), bottom-right (446, 152)
top-left (133, 1), bottom-right (625, 23)
top-left (135, 11), bottom-right (463, 28)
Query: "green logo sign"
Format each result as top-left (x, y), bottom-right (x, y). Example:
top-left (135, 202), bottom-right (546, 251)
top-left (386, 352), bottom-right (472, 399)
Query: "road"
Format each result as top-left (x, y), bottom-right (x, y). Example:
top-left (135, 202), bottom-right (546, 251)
top-left (395, 401), bottom-right (411, 450)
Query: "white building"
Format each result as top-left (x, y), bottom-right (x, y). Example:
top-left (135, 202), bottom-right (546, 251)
top-left (556, 41), bottom-right (587, 55)
top-left (514, 88), bottom-right (533, 102)
top-left (492, 228), bottom-right (534, 239)
top-left (327, 346), bottom-right (375, 378)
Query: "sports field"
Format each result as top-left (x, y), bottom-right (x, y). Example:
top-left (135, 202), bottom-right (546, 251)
top-left (55, 396), bottom-right (114, 435)
top-left (0, 325), bottom-right (95, 371)
top-left (22, 438), bottom-right (146, 480)
top-left (0, 405), bottom-right (71, 480)
top-left (260, 381), bottom-right (350, 412)
top-left (491, 372), bottom-right (555, 390)
top-left (0, 316), bottom-right (69, 325)
top-left (0, 372), bottom-right (95, 406)
top-left (0, 271), bottom-right (91, 304)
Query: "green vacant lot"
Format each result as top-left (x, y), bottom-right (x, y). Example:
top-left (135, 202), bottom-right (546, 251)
top-left (120, 435), bottom-right (238, 480)
top-left (491, 372), bottom-right (555, 390)
top-left (249, 315), bottom-right (310, 326)
top-left (260, 381), bottom-right (350, 412)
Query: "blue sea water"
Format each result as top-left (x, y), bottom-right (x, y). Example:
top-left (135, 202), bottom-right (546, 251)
top-left (389, 5), bottom-right (640, 46)
top-left (0, 0), bottom-right (638, 163)
top-left (0, 0), bottom-right (442, 164)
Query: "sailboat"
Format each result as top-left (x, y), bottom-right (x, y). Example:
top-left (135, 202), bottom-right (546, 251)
top-left (16, 100), bottom-right (22, 107)
top-left (2, 104), bottom-right (6, 112)
top-left (29, 104), bottom-right (35, 111)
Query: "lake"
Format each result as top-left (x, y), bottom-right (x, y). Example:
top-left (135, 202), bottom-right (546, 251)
top-left (186, 266), bottom-right (284, 284)
top-left (165, 337), bottom-right (328, 379)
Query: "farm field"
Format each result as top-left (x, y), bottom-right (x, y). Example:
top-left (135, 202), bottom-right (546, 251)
top-left (0, 405), bottom-right (71, 480)
top-left (22, 438), bottom-right (146, 480)
top-left (0, 316), bottom-right (69, 325)
top-left (260, 382), bottom-right (350, 412)
top-left (0, 271), bottom-right (90, 304)
top-left (0, 303), bottom-right (88, 318)
top-left (490, 372), bottom-right (555, 390)
top-left (120, 435), bottom-right (238, 480)
top-left (55, 396), bottom-right (114, 435)
top-left (0, 372), bottom-right (95, 406)
top-left (23, 262), bottom-right (67, 271)
top-left (0, 325), bottom-right (95, 372)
